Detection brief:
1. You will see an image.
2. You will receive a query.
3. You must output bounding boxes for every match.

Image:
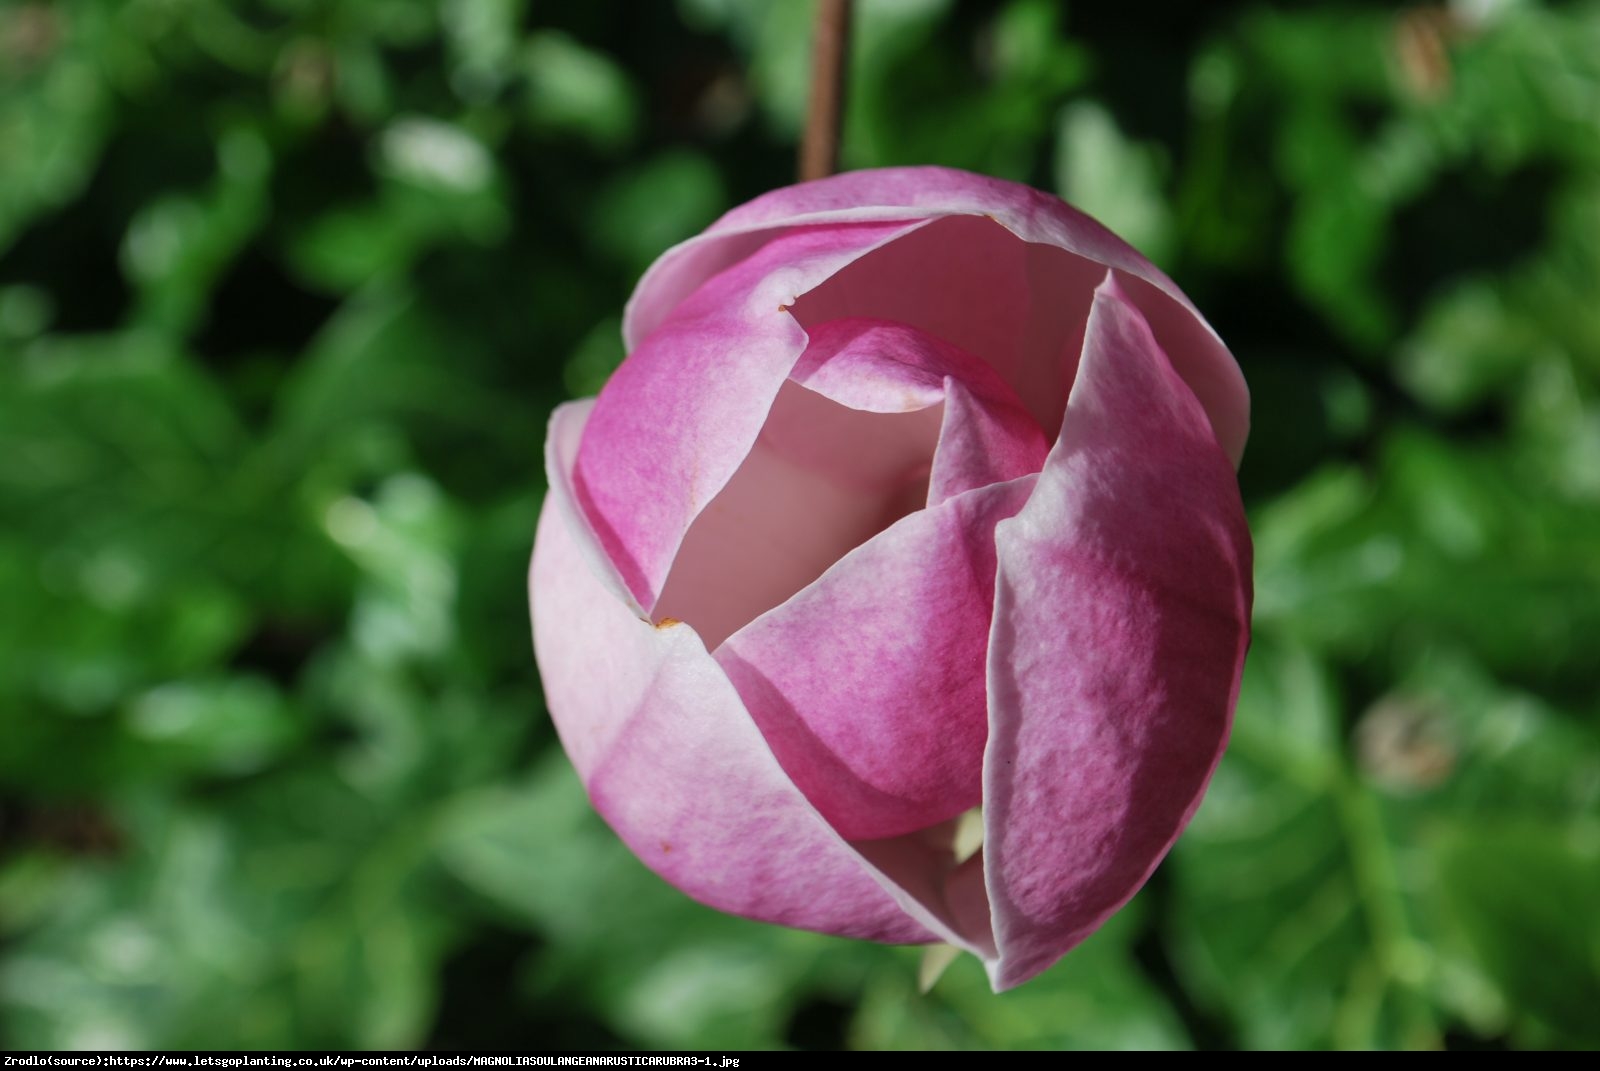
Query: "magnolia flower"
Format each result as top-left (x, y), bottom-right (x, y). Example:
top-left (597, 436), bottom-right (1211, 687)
top-left (530, 166), bottom-right (1251, 990)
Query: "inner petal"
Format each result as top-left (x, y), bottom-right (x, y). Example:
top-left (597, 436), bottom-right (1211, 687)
top-left (789, 215), bottom-right (1107, 437)
top-left (653, 381), bottom-right (942, 650)
top-left (791, 317), bottom-right (1052, 506)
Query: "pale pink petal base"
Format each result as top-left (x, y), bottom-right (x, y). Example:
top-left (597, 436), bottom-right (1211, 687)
top-left (981, 274), bottom-right (1252, 989)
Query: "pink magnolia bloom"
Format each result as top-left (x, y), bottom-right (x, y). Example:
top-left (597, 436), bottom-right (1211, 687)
top-left (529, 166), bottom-right (1252, 990)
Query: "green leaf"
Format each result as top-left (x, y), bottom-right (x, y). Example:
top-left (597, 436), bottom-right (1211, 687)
top-left (1055, 101), bottom-right (1173, 265)
top-left (121, 675), bottom-right (302, 777)
top-left (1253, 433), bottom-right (1600, 682)
top-left (522, 32), bottom-right (639, 151)
top-left (590, 152), bottom-right (727, 274)
top-left (1435, 823), bottom-right (1600, 1048)
top-left (1169, 641), bottom-right (1438, 1050)
top-left (0, 790), bottom-right (450, 1049)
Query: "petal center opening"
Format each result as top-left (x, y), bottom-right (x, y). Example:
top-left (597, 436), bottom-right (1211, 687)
top-left (653, 381), bottom-right (943, 650)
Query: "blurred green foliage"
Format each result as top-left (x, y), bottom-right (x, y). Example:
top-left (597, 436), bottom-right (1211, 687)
top-left (2, 0), bottom-right (1598, 1052)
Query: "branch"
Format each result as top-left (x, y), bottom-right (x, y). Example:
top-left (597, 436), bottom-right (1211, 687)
top-left (799, 0), bottom-right (853, 181)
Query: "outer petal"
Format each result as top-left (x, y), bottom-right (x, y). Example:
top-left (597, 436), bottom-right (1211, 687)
top-left (715, 475), bottom-right (1036, 842)
top-left (575, 220), bottom-right (922, 611)
top-left (981, 274), bottom-right (1253, 991)
top-left (541, 399), bottom-right (641, 618)
top-left (532, 401), bottom-right (934, 943)
top-left (625, 167), bottom-right (1248, 466)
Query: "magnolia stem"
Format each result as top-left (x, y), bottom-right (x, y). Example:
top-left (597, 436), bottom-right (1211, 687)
top-left (799, 0), bottom-right (853, 181)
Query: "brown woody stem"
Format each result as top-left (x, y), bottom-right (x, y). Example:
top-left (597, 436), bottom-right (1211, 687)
top-left (799, 0), bottom-right (853, 181)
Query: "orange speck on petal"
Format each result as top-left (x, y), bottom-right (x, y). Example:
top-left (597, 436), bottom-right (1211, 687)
top-left (655, 617), bottom-right (682, 629)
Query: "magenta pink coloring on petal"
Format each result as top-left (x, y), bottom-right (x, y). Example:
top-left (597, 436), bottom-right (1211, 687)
top-left (530, 167), bottom-right (1255, 993)
top-left (981, 274), bottom-right (1252, 989)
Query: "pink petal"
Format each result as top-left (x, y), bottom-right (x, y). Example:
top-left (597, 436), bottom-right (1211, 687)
top-left (789, 318), bottom-right (953, 413)
top-left (541, 400), bottom-right (641, 617)
top-left (791, 318), bottom-right (1049, 504)
top-left (981, 273), bottom-right (1253, 991)
top-left (716, 475), bottom-right (1036, 842)
top-left (575, 221), bottom-right (922, 612)
top-left (531, 407), bottom-right (935, 943)
top-left (625, 167), bottom-right (1248, 466)
top-left (931, 376), bottom-right (1048, 505)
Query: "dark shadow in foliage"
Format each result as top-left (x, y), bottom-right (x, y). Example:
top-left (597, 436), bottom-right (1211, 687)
top-left (271, 119), bottom-right (382, 236)
top-left (785, 995), bottom-right (855, 1052)
top-left (1071, 2), bottom-right (1214, 151)
top-left (426, 926), bottom-right (626, 1052)
top-left (193, 246), bottom-right (341, 368)
top-left (0, 195), bottom-right (131, 333)
top-left (1443, 1026), bottom-right (1513, 1051)
top-left (0, 84), bottom-right (220, 330)
top-left (226, 618), bottom-right (330, 686)
top-left (1129, 866), bottom-right (1233, 1051)
top-left (1204, 272), bottom-right (1384, 504)
top-left (1382, 160), bottom-right (1559, 324)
